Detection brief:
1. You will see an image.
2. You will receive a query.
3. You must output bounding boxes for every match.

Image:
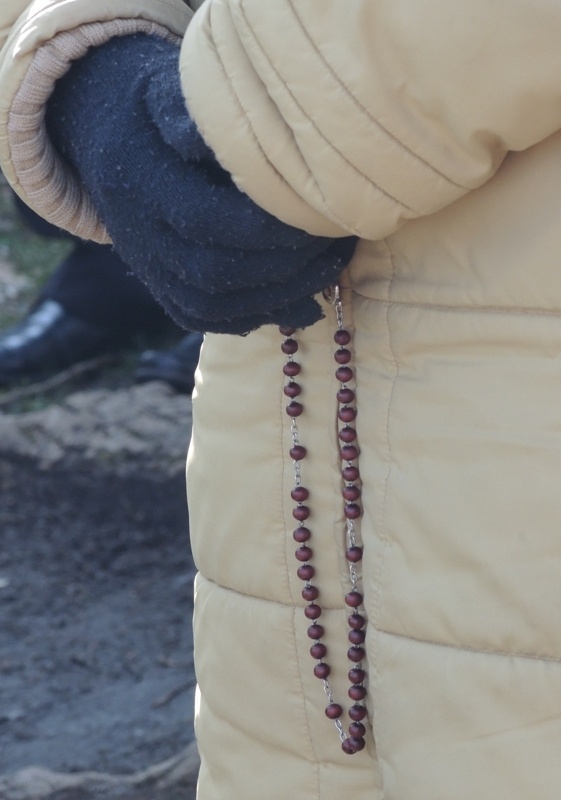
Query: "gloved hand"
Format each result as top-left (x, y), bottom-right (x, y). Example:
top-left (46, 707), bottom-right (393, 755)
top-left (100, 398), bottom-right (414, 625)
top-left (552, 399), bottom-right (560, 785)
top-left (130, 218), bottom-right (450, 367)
top-left (46, 34), bottom-right (357, 334)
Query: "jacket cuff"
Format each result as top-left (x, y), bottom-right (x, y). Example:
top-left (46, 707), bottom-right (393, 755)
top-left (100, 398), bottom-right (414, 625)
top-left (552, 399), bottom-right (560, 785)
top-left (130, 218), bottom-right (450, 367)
top-left (1, 18), bottom-right (181, 243)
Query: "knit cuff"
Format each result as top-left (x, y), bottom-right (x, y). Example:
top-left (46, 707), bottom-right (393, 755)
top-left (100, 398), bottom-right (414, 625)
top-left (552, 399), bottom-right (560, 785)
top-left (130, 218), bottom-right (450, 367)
top-left (6, 20), bottom-right (180, 244)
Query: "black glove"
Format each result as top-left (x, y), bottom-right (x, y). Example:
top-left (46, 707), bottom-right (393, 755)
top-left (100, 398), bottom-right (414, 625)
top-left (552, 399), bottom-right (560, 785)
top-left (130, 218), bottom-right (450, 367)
top-left (46, 34), bottom-right (357, 334)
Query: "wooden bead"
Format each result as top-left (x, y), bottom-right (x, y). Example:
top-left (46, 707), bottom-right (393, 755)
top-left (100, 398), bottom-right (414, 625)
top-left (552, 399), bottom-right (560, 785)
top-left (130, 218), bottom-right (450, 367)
top-left (293, 526), bottom-right (311, 542)
top-left (302, 584), bottom-right (319, 601)
top-left (339, 426), bottom-right (357, 443)
top-left (341, 739), bottom-right (358, 755)
top-left (337, 387), bottom-right (355, 404)
top-left (295, 546), bottom-right (313, 562)
top-left (279, 325), bottom-right (296, 336)
top-left (348, 613), bottom-right (366, 630)
top-left (338, 406), bottom-right (357, 423)
top-left (349, 722), bottom-right (366, 738)
top-left (292, 505), bottom-right (310, 521)
top-left (284, 382), bottom-right (302, 398)
top-left (343, 485), bottom-right (361, 502)
top-left (344, 503), bottom-right (362, 520)
top-left (334, 348), bottom-right (351, 364)
top-left (348, 629), bottom-right (366, 645)
top-left (349, 704), bottom-right (367, 721)
top-left (345, 591), bottom-right (363, 608)
top-left (307, 624), bottom-right (324, 640)
top-left (310, 643), bottom-right (327, 659)
top-left (325, 703), bottom-right (343, 720)
top-left (297, 564), bottom-right (315, 581)
top-left (349, 736), bottom-right (365, 752)
top-left (348, 667), bottom-right (366, 684)
top-left (290, 445), bottom-right (307, 460)
top-left (334, 329), bottom-right (351, 345)
top-left (291, 486), bottom-right (309, 502)
top-left (347, 646), bottom-right (366, 663)
top-left (283, 361), bottom-right (301, 377)
top-left (304, 604), bottom-right (322, 621)
top-left (345, 545), bottom-right (363, 563)
top-left (341, 445), bottom-right (359, 461)
top-left (286, 401), bottom-right (303, 417)
top-left (348, 684), bottom-right (367, 701)
top-left (281, 338), bottom-right (298, 355)
top-left (336, 366), bottom-right (354, 383)
top-left (342, 465), bottom-right (360, 481)
top-left (314, 662), bottom-right (331, 679)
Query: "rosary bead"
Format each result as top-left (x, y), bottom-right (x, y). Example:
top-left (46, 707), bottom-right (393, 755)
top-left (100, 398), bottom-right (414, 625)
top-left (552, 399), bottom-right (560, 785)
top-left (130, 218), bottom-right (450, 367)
top-left (286, 401), bottom-right (304, 417)
top-left (339, 426), bottom-right (357, 443)
top-left (304, 603), bottom-right (322, 621)
top-left (310, 643), bottom-right (327, 659)
top-left (279, 325), bottom-right (296, 336)
top-left (348, 646), bottom-right (366, 663)
top-left (325, 703), bottom-right (343, 720)
top-left (348, 629), bottom-right (366, 645)
top-left (349, 721), bottom-right (366, 738)
top-left (336, 366), bottom-right (354, 383)
top-left (314, 662), bottom-right (331, 679)
top-left (348, 613), bottom-right (366, 630)
top-left (349, 736), bottom-right (366, 752)
top-left (291, 486), bottom-right (309, 502)
top-left (345, 591), bottom-right (363, 608)
top-left (337, 387), bottom-right (355, 404)
top-left (295, 545), bottom-right (313, 562)
top-left (284, 382), bottom-right (302, 398)
top-left (292, 505), bottom-right (310, 521)
top-left (344, 503), bottom-right (362, 520)
top-left (293, 526), bottom-right (311, 542)
top-left (348, 684), bottom-right (367, 701)
top-left (338, 406), bottom-right (357, 423)
top-left (343, 485), bottom-right (361, 502)
top-left (281, 338), bottom-right (299, 355)
top-left (342, 465), bottom-right (360, 482)
top-left (290, 444), bottom-right (307, 460)
top-left (308, 624), bottom-right (325, 640)
top-left (283, 361), bottom-right (301, 377)
top-left (345, 545), bottom-right (363, 563)
top-left (334, 329), bottom-right (351, 346)
top-left (348, 667), bottom-right (366, 683)
top-left (341, 738), bottom-right (358, 755)
top-left (341, 444), bottom-right (359, 461)
top-left (302, 584), bottom-right (319, 601)
top-left (334, 347), bottom-right (352, 364)
top-left (349, 704), bottom-right (367, 721)
top-left (297, 564), bottom-right (315, 581)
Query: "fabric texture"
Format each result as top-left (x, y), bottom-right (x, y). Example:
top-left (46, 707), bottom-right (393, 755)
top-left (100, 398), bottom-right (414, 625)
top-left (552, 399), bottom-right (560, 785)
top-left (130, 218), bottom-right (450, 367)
top-left (45, 34), bottom-right (357, 334)
top-left (3, 1), bottom-right (561, 799)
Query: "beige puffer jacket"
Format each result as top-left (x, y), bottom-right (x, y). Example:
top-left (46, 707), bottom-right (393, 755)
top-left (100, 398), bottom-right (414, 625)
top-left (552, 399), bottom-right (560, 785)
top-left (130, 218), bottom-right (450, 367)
top-left (3, 2), bottom-right (561, 798)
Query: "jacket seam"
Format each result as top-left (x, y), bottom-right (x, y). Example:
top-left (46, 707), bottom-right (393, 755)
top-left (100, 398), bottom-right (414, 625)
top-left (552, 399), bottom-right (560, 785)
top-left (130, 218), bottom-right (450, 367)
top-left (378, 627), bottom-right (561, 665)
top-left (358, 295), bottom-right (561, 319)
top-left (236, 2), bottom-right (419, 227)
top-left (285, 0), bottom-right (469, 193)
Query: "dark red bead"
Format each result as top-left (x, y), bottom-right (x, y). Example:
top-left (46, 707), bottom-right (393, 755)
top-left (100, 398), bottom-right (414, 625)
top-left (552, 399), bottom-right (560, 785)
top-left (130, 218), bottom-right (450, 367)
top-left (341, 739), bottom-right (357, 755)
top-left (295, 545), bottom-right (313, 562)
top-left (349, 722), bottom-right (366, 738)
top-left (343, 485), bottom-right (361, 501)
top-left (283, 361), bottom-right (301, 377)
top-left (344, 503), bottom-right (362, 520)
top-left (314, 662), bottom-right (331, 679)
top-left (293, 526), bottom-right (311, 542)
top-left (304, 604), bottom-right (322, 621)
top-left (286, 401), bottom-right (303, 417)
top-left (346, 545), bottom-right (363, 563)
top-left (291, 486), bottom-right (309, 502)
top-left (281, 338), bottom-right (299, 355)
top-left (337, 387), bottom-right (355, 404)
top-left (349, 736), bottom-right (365, 752)
top-left (292, 505), bottom-right (310, 521)
top-left (279, 325), bottom-right (296, 336)
top-left (334, 348), bottom-right (351, 364)
top-left (348, 667), bottom-right (366, 683)
top-left (325, 703), bottom-right (343, 720)
top-left (284, 382), bottom-right (302, 398)
top-left (348, 684), bottom-right (367, 701)
top-left (310, 643), bottom-right (327, 659)
top-left (307, 624), bottom-right (324, 640)
top-left (302, 585), bottom-right (319, 601)
top-left (339, 426), bottom-right (357, 443)
top-left (290, 445), bottom-right (307, 460)
top-left (348, 613), bottom-right (366, 630)
top-left (336, 366), bottom-right (354, 383)
top-left (348, 646), bottom-right (365, 663)
top-left (345, 591), bottom-right (363, 608)
top-left (338, 406), bottom-right (357, 423)
top-left (348, 629), bottom-right (366, 645)
top-left (334, 329), bottom-right (351, 346)
top-left (349, 704), bottom-right (367, 721)
top-left (341, 445), bottom-right (359, 461)
top-left (342, 466), bottom-right (360, 481)
top-left (297, 564), bottom-right (315, 581)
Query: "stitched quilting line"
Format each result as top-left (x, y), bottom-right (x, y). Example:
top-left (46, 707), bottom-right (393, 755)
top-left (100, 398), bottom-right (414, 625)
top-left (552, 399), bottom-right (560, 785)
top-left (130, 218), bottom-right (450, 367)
top-left (235, 3), bottom-right (419, 228)
top-left (357, 294), bottom-right (561, 319)
top-left (285, 0), bottom-right (469, 193)
top-left (378, 627), bottom-right (561, 665)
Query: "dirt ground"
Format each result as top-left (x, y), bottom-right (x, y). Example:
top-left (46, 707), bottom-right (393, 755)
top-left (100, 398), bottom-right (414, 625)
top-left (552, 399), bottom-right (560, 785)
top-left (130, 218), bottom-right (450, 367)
top-left (0, 384), bottom-right (198, 800)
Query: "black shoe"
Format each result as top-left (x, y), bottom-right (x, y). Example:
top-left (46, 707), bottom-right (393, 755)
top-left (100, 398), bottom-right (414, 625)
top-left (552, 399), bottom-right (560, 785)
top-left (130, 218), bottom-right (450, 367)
top-left (0, 300), bottom-right (120, 385)
top-left (134, 331), bottom-right (203, 394)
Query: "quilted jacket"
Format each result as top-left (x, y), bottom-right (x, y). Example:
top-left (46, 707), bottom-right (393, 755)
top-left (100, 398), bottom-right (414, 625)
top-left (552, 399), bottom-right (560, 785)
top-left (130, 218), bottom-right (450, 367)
top-left (3, 1), bottom-right (561, 798)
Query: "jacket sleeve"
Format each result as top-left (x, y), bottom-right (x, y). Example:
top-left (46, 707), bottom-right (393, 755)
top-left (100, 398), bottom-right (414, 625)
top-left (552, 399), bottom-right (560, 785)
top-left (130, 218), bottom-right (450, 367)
top-left (180, 0), bottom-right (561, 239)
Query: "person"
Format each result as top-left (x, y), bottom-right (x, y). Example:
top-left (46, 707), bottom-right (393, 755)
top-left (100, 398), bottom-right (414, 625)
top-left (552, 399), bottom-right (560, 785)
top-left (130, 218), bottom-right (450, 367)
top-left (0, 191), bottom-right (203, 392)
top-left (1, 1), bottom-right (561, 798)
